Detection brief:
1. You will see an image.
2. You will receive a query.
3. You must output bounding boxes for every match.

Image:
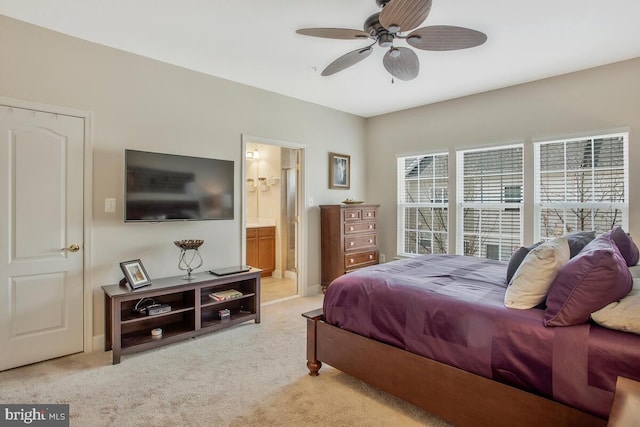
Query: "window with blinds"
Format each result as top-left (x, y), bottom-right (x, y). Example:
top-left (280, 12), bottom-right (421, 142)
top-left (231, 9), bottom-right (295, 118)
top-left (534, 133), bottom-right (628, 239)
top-left (456, 144), bottom-right (523, 260)
top-left (397, 153), bottom-right (449, 256)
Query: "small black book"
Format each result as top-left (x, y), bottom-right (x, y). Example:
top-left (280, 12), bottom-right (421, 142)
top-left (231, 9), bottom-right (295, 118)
top-left (209, 265), bottom-right (251, 276)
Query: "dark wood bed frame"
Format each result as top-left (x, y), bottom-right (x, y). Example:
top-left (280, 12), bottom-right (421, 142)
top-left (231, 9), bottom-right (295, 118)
top-left (304, 309), bottom-right (608, 427)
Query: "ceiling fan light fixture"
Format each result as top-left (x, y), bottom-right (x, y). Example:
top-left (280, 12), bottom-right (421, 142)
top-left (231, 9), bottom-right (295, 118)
top-left (378, 33), bottom-right (394, 48)
top-left (387, 24), bottom-right (400, 34)
top-left (297, 0), bottom-right (486, 80)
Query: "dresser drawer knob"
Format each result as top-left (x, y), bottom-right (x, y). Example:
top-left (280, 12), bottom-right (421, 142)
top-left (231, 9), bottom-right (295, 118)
top-left (349, 227), bottom-right (354, 231)
top-left (350, 213), bottom-right (355, 218)
top-left (350, 242), bottom-right (354, 246)
top-left (368, 225), bottom-right (373, 229)
top-left (350, 259), bottom-right (354, 263)
top-left (368, 239), bottom-right (373, 243)
top-left (369, 255), bottom-right (374, 260)
top-left (366, 212), bottom-right (372, 217)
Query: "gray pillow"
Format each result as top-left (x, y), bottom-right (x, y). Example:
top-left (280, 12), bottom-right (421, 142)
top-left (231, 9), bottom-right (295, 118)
top-left (506, 231), bottom-right (596, 284)
top-left (506, 242), bottom-right (542, 284)
top-left (565, 230), bottom-right (596, 258)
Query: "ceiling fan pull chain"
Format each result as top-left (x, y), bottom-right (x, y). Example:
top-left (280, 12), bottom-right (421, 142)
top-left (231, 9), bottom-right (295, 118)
top-left (392, 58), bottom-right (395, 83)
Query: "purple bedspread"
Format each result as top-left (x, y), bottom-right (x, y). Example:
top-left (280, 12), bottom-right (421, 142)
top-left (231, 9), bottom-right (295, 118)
top-left (323, 254), bottom-right (640, 418)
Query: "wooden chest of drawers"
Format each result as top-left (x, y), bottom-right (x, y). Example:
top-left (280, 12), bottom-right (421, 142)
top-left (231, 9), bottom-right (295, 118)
top-left (320, 203), bottom-right (380, 292)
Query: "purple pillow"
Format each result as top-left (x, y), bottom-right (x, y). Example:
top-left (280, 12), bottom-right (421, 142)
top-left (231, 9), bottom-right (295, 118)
top-left (544, 236), bottom-right (632, 327)
top-left (605, 226), bottom-right (639, 267)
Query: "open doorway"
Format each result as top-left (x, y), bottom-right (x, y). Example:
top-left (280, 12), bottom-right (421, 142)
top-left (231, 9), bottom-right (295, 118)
top-left (242, 135), bottom-right (305, 304)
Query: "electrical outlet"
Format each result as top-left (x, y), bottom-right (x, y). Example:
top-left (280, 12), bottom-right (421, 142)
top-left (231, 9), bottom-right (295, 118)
top-left (309, 197), bottom-right (315, 207)
top-left (380, 253), bottom-right (386, 263)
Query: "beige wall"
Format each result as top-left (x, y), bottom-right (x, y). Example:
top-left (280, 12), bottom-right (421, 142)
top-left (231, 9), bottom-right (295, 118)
top-left (366, 57), bottom-right (640, 260)
top-left (4, 13), bottom-right (640, 343)
top-left (0, 16), bottom-right (367, 339)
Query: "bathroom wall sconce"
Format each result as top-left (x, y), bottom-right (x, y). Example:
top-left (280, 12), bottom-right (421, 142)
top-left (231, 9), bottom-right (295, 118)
top-left (246, 178), bottom-right (256, 192)
top-left (248, 176), bottom-right (279, 193)
top-left (266, 177), bottom-right (280, 186)
top-left (246, 149), bottom-right (260, 159)
top-left (257, 177), bottom-right (269, 192)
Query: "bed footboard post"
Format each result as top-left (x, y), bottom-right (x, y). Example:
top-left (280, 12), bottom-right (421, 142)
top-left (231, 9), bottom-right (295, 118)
top-left (302, 308), bottom-right (324, 376)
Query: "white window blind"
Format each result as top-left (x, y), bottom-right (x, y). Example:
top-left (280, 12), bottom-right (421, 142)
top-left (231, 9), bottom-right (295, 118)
top-left (397, 153), bottom-right (449, 256)
top-left (534, 132), bottom-right (628, 239)
top-left (456, 144), bottom-right (523, 260)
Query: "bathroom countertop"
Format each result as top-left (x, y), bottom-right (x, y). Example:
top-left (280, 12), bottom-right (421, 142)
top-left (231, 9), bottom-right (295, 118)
top-left (246, 223), bottom-right (275, 228)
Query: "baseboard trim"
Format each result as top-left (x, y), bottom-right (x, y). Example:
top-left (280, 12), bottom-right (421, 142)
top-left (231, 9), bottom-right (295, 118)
top-left (284, 270), bottom-right (297, 280)
top-left (305, 283), bottom-right (322, 296)
top-left (93, 334), bottom-right (105, 353)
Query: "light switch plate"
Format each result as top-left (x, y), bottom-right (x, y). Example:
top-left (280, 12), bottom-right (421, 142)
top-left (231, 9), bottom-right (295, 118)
top-left (105, 198), bottom-right (116, 213)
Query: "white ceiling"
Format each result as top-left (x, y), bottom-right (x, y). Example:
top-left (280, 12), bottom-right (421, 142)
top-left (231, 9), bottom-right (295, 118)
top-left (2, 0), bottom-right (640, 117)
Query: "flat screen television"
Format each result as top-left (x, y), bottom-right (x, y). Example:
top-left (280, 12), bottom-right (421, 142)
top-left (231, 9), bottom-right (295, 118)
top-left (125, 149), bottom-right (234, 222)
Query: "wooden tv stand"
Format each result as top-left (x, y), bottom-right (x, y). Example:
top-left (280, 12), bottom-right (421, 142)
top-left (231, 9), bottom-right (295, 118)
top-left (102, 268), bottom-right (261, 364)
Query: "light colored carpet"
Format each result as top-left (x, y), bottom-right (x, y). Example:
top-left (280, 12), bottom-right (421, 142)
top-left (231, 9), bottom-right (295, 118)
top-left (0, 294), bottom-right (452, 426)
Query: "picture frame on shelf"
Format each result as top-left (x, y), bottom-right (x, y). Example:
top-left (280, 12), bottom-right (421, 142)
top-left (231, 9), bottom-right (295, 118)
top-left (329, 152), bottom-right (350, 189)
top-left (120, 259), bottom-right (152, 290)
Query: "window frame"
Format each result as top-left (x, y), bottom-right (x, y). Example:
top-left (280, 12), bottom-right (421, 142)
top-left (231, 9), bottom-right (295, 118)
top-left (394, 130), bottom-right (629, 262)
top-left (533, 132), bottom-right (629, 240)
top-left (396, 152), bottom-right (449, 257)
top-left (456, 143), bottom-right (524, 260)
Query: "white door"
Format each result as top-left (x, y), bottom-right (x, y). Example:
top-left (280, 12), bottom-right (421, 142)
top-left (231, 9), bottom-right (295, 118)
top-left (0, 105), bottom-right (85, 371)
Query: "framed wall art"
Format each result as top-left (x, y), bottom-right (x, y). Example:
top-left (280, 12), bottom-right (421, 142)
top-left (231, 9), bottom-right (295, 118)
top-left (329, 152), bottom-right (350, 189)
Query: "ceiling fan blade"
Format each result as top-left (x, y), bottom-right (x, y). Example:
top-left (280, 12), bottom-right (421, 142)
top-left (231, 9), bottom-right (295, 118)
top-left (321, 47), bottom-right (373, 76)
top-left (296, 28), bottom-right (371, 40)
top-left (383, 47), bottom-right (419, 81)
top-left (406, 25), bottom-right (487, 51)
top-left (379, 0), bottom-right (432, 33)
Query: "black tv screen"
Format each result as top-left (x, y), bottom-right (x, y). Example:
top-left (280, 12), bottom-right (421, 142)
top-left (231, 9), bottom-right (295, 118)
top-left (125, 149), bottom-right (234, 222)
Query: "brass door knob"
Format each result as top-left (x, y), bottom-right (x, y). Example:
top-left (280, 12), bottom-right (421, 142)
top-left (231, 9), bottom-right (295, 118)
top-left (61, 244), bottom-right (80, 253)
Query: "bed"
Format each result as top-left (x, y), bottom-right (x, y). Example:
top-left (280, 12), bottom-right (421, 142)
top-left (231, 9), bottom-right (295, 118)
top-left (304, 249), bottom-right (640, 427)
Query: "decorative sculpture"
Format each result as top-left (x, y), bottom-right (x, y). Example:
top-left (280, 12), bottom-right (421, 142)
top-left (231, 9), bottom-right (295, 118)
top-left (174, 240), bottom-right (204, 280)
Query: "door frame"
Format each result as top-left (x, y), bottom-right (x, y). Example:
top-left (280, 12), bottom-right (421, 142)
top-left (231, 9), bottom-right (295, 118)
top-left (241, 134), bottom-right (307, 297)
top-left (0, 96), bottom-right (94, 353)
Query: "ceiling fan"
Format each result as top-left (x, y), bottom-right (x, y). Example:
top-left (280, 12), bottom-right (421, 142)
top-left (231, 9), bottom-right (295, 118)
top-left (296, 0), bottom-right (487, 81)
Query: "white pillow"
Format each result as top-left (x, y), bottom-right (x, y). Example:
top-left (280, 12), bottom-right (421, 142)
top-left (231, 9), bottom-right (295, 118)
top-left (591, 289), bottom-right (640, 334)
top-left (504, 237), bottom-right (570, 309)
top-left (629, 265), bottom-right (640, 279)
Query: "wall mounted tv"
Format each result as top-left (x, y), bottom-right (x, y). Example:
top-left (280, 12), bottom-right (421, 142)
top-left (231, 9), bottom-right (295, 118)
top-left (125, 149), bottom-right (234, 222)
